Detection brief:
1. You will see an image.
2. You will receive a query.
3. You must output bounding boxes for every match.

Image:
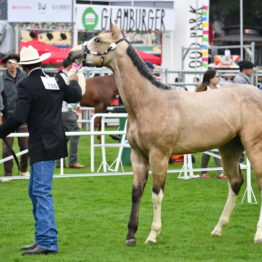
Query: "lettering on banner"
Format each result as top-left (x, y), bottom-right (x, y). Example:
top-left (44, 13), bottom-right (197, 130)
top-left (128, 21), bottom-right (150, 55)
top-left (187, 3), bottom-right (209, 69)
top-left (99, 7), bottom-right (166, 31)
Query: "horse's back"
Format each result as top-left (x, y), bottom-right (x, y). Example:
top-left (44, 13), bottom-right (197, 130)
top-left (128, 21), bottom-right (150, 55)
top-left (131, 83), bottom-right (262, 154)
top-left (80, 74), bottom-right (118, 107)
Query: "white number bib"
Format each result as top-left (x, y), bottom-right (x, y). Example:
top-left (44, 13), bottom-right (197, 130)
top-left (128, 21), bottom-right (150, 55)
top-left (41, 76), bottom-right (60, 90)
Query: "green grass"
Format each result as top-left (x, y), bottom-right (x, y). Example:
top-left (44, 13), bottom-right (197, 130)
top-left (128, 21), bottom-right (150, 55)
top-left (0, 131), bottom-right (262, 261)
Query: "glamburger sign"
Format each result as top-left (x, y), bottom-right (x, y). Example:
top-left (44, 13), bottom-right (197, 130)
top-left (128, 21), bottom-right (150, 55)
top-left (76, 5), bottom-right (175, 31)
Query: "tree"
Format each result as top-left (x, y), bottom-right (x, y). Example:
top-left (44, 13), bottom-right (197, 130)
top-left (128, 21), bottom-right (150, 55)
top-left (210, 0), bottom-right (262, 27)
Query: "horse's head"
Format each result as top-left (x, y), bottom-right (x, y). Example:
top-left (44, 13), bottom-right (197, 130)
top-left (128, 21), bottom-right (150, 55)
top-left (69, 23), bottom-right (126, 67)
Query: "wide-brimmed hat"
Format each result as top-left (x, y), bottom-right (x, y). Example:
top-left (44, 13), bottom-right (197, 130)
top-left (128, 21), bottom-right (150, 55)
top-left (19, 45), bottom-right (50, 65)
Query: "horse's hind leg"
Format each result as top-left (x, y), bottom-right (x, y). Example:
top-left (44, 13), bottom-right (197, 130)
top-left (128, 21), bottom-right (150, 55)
top-left (145, 150), bottom-right (168, 244)
top-left (243, 141), bottom-right (262, 243)
top-left (211, 137), bottom-right (244, 237)
top-left (126, 149), bottom-right (149, 246)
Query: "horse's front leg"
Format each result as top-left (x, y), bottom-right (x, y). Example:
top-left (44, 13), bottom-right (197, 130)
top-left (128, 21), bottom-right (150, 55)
top-left (145, 150), bottom-right (168, 244)
top-left (94, 103), bottom-right (106, 143)
top-left (126, 149), bottom-right (149, 246)
top-left (94, 115), bottom-right (102, 143)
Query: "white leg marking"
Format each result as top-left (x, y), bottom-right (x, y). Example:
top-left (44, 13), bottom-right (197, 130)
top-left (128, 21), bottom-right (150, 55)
top-left (254, 192), bottom-right (262, 244)
top-left (145, 189), bottom-right (164, 244)
top-left (211, 182), bottom-right (237, 237)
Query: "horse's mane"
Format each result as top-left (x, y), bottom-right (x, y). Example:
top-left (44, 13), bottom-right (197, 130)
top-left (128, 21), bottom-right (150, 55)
top-left (126, 45), bottom-right (171, 90)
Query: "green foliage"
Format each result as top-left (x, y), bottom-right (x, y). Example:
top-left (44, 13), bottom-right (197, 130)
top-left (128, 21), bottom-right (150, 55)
top-left (210, 0), bottom-right (262, 26)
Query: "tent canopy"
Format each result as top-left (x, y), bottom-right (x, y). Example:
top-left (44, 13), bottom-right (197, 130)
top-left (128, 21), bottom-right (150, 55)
top-left (20, 40), bottom-right (70, 65)
top-left (20, 40), bottom-right (162, 65)
top-left (135, 49), bottom-right (161, 65)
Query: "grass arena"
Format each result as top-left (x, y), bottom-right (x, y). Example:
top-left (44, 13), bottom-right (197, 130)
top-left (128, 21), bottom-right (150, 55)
top-left (1, 26), bottom-right (262, 262)
top-left (0, 131), bottom-right (261, 262)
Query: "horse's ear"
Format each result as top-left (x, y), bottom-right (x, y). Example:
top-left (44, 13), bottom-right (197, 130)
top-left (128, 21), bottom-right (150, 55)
top-left (111, 22), bottom-right (121, 39)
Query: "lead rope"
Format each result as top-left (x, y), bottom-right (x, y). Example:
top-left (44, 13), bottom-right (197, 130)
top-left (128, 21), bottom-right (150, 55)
top-left (3, 137), bottom-right (20, 173)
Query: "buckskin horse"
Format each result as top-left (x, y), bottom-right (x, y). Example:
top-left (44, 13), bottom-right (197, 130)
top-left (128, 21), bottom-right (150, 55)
top-left (80, 74), bottom-right (118, 141)
top-left (69, 23), bottom-right (262, 245)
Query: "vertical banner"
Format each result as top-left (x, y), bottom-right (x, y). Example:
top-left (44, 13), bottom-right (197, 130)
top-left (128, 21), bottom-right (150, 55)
top-left (187, 0), bottom-right (209, 69)
top-left (162, 0), bottom-right (210, 76)
top-left (200, 4), bottom-right (209, 68)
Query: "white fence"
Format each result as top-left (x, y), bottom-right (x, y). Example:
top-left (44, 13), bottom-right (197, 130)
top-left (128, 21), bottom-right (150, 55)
top-left (15, 67), bottom-right (262, 91)
top-left (0, 112), bottom-right (256, 204)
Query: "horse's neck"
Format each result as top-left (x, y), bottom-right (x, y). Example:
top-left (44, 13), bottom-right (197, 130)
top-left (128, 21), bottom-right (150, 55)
top-left (113, 57), bottom-right (154, 116)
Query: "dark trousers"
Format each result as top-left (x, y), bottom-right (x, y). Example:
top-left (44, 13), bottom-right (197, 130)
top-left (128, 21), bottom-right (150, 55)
top-left (57, 111), bottom-right (80, 165)
top-left (2, 124), bottom-right (29, 176)
top-left (200, 152), bottom-right (221, 175)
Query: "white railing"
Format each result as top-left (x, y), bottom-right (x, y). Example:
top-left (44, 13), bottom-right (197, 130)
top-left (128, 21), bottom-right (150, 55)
top-left (90, 113), bottom-right (128, 173)
top-left (0, 113), bottom-right (255, 204)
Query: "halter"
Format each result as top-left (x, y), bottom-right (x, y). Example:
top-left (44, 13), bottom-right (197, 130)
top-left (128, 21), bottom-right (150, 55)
top-left (82, 38), bottom-right (129, 67)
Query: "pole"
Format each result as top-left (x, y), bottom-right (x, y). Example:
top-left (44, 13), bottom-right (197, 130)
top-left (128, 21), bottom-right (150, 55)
top-left (240, 0), bottom-right (243, 59)
top-left (72, 0), bottom-right (78, 46)
top-left (14, 23), bottom-right (19, 54)
top-left (195, 0), bottom-right (198, 69)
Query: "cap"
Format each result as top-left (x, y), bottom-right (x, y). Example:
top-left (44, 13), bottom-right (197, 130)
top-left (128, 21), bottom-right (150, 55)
top-left (145, 61), bottom-right (154, 70)
top-left (238, 60), bottom-right (254, 69)
top-left (2, 53), bottom-right (20, 64)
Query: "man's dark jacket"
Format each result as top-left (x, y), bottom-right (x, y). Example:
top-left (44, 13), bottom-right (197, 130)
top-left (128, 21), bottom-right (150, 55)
top-left (0, 68), bottom-right (82, 164)
top-left (1, 68), bottom-right (26, 118)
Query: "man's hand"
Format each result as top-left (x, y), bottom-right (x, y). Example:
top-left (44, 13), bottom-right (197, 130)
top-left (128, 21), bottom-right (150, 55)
top-left (69, 73), bottom-right (79, 82)
top-left (68, 68), bottom-right (86, 96)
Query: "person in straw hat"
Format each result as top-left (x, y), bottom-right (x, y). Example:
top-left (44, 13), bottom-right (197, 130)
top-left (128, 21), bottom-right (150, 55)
top-left (0, 45), bottom-right (82, 255)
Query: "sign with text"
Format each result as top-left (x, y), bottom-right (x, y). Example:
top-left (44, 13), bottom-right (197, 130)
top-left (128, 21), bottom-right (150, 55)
top-left (186, 0), bottom-right (210, 69)
top-left (76, 5), bottom-right (175, 31)
top-left (8, 0), bottom-right (73, 23)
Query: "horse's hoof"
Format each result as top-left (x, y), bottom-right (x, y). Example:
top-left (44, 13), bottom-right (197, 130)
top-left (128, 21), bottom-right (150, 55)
top-left (126, 238), bottom-right (136, 246)
top-left (210, 231), bottom-right (221, 237)
top-left (145, 238), bottom-right (156, 244)
top-left (254, 238), bottom-right (262, 244)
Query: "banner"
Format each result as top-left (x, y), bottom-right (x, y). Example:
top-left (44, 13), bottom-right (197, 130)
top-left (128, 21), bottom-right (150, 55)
top-left (186, 0), bottom-right (209, 69)
top-left (76, 5), bottom-right (175, 31)
top-left (8, 0), bottom-right (73, 23)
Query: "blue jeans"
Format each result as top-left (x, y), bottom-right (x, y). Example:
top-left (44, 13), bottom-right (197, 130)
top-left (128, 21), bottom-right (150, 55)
top-left (29, 160), bottom-right (58, 251)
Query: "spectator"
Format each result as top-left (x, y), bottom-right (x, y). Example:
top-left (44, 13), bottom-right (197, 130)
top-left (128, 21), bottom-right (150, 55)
top-left (145, 61), bottom-right (154, 72)
top-left (196, 69), bottom-right (226, 179)
top-left (0, 46), bottom-right (82, 255)
top-left (233, 60), bottom-right (254, 85)
top-left (219, 74), bottom-right (233, 86)
top-left (193, 76), bottom-right (200, 84)
top-left (0, 53), bottom-right (29, 181)
top-left (233, 60), bottom-right (255, 164)
top-left (55, 58), bottom-right (85, 169)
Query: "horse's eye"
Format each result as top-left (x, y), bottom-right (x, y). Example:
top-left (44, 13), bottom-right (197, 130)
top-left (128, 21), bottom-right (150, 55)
top-left (94, 38), bottom-right (100, 43)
